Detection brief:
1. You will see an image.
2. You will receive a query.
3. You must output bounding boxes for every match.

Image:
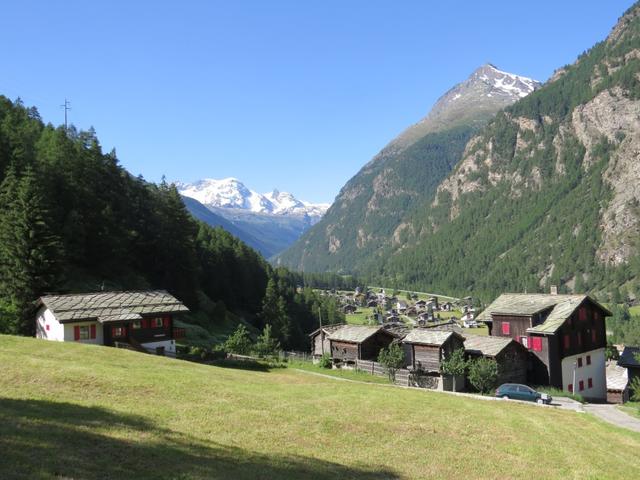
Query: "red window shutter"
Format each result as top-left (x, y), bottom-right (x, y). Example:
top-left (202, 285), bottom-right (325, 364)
top-left (591, 330), bottom-right (596, 343)
top-left (577, 357), bottom-right (583, 368)
top-left (579, 380), bottom-right (584, 391)
top-left (90, 324), bottom-right (96, 339)
top-left (532, 337), bottom-right (542, 352)
top-left (74, 326), bottom-right (80, 341)
top-left (568, 383), bottom-right (573, 393)
top-left (45, 324), bottom-right (50, 331)
top-left (163, 317), bottom-right (169, 328)
top-left (142, 319), bottom-right (147, 328)
top-left (578, 307), bottom-right (586, 322)
top-left (501, 322), bottom-right (510, 335)
top-left (564, 335), bottom-right (570, 349)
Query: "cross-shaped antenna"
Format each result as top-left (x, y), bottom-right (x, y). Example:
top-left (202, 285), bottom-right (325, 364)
top-left (60, 98), bottom-right (71, 130)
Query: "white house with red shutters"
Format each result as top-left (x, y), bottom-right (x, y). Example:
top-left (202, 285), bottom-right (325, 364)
top-left (35, 290), bottom-right (189, 356)
top-left (476, 291), bottom-right (611, 401)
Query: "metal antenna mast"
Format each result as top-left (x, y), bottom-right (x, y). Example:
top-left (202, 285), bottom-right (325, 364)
top-left (60, 99), bottom-right (71, 130)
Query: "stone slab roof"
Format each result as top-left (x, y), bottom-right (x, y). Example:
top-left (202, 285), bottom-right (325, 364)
top-left (464, 335), bottom-right (513, 357)
top-left (619, 346), bottom-right (640, 368)
top-left (39, 290), bottom-right (189, 323)
top-left (476, 293), bottom-right (610, 335)
top-left (403, 329), bottom-right (463, 346)
top-left (308, 323), bottom-right (346, 337)
top-left (606, 363), bottom-right (629, 391)
top-left (328, 325), bottom-right (384, 343)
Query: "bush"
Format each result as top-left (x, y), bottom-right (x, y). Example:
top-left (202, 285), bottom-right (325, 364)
top-left (318, 353), bottom-right (332, 369)
top-left (467, 358), bottom-right (499, 394)
top-left (253, 324), bottom-right (281, 358)
top-left (440, 348), bottom-right (467, 377)
top-left (224, 324), bottom-right (252, 355)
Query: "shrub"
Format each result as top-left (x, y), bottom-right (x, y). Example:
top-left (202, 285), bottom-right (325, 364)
top-left (441, 348), bottom-right (467, 377)
top-left (318, 353), bottom-right (332, 369)
top-left (467, 357), bottom-right (499, 394)
top-left (378, 342), bottom-right (405, 382)
top-left (253, 324), bottom-right (281, 358)
top-left (224, 324), bottom-right (252, 355)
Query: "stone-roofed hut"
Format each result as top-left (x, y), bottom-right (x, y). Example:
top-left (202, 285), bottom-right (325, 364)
top-left (619, 346), bottom-right (640, 395)
top-left (328, 325), bottom-right (396, 364)
top-left (606, 362), bottom-right (630, 404)
top-left (35, 290), bottom-right (189, 356)
top-left (309, 323), bottom-right (345, 358)
top-left (478, 292), bottom-right (610, 400)
top-left (464, 335), bottom-right (528, 385)
top-left (402, 329), bottom-right (465, 373)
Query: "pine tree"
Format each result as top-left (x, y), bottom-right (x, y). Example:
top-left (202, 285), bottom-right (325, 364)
top-left (0, 165), bottom-right (61, 334)
top-left (260, 277), bottom-right (290, 346)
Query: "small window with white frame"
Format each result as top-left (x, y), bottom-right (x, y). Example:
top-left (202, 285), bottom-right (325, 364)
top-left (79, 326), bottom-right (90, 340)
top-left (520, 336), bottom-right (528, 348)
top-left (132, 320), bottom-right (142, 329)
top-left (152, 317), bottom-right (164, 328)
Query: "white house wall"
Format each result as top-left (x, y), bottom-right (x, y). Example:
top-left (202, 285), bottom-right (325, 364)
top-left (35, 307), bottom-right (103, 345)
top-left (141, 339), bottom-right (176, 354)
top-left (561, 348), bottom-right (606, 400)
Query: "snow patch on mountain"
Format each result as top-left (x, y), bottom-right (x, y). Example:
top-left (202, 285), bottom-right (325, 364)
top-left (178, 178), bottom-right (330, 217)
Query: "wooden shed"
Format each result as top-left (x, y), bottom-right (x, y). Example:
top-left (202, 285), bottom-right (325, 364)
top-left (328, 325), bottom-right (396, 364)
top-left (464, 335), bottom-right (528, 385)
top-left (402, 329), bottom-right (465, 373)
top-left (309, 324), bottom-right (345, 358)
top-left (606, 362), bottom-right (630, 404)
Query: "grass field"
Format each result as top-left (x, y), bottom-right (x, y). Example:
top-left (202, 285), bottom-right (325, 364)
top-left (346, 307), bottom-right (374, 325)
top-left (2, 335), bottom-right (640, 479)
top-left (619, 402), bottom-right (640, 419)
top-left (629, 305), bottom-right (640, 316)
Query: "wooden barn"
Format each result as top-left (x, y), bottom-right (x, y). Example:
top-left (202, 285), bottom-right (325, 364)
top-left (328, 325), bottom-right (396, 364)
top-left (606, 362), bottom-right (630, 404)
top-left (309, 324), bottom-right (345, 359)
top-left (618, 346), bottom-right (640, 388)
top-left (464, 335), bottom-right (528, 385)
top-left (402, 329), bottom-right (465, 373)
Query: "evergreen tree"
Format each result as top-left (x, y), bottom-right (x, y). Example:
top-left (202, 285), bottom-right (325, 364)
top-left (260, 277), bottom-right (290, 346)
top-left (0, 165), bottom-right (61, 334)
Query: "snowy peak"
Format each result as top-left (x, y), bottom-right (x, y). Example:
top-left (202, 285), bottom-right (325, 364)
top-left (178, 178), bottom-right (329, 217)
top-left (470, 63), bottom-right (540, 98)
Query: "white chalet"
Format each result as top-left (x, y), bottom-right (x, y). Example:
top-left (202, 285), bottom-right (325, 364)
top-left (35, 290), bottom-right (189, 356)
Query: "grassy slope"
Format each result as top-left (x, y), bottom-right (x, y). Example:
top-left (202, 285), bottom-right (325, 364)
top-left (1, 336), bottom-right (640, 479)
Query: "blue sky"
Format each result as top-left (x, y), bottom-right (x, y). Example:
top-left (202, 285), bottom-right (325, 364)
top-left (0, 1), bottom-right (633, 203)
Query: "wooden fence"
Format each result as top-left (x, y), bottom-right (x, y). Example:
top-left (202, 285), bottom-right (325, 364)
top-left (354, 359), bottom-right (410, 386)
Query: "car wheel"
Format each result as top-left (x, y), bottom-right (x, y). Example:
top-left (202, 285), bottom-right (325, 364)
top-left (536, 398), bottom-right (544, 405)
top-left (502, 395), bottom-right (509, 400)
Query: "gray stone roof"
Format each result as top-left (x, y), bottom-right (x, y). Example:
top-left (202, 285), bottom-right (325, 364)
top-left (476, 293), bottom-right (610, 334)
top-left (328, 325), bottom-right (384, 343)
top-left (403, 329), bottom-right (463, 346)
top-left (619, 346), bottom-right (640, 368)
top-left (606, 363), bottom-right (629, 391)
top-left (39, 290), bottom-right (189, 323)
top-left (464, 335), bottom-right (513, 357)
top-left (308, 323), bottom-right (346, 337)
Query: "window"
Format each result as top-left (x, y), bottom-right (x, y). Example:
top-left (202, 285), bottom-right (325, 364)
top-left (152, 317), bottom-right (163, 328)
top-left (586, 355), bottom-right (591, 365)
top-left (579, 380), bottom-right (584, 391)
top-left (520, 336), bottom-right (528, 348)
top-left (577, 357), bottom-right (583, 368)
top-left (132, 320), bottom-right (141, 329)
top-left (45, 324), bottom-right (50, 331)
top-left (578, 307), bottom-right (587, 322)
top-left (591, 329), bottom-right (597, 343)
top-left (531, 337), bottom-right (543, 352)
top-left (594, 310), bottom-right (600, 321)
top-left (112, 326), bottom-right (125, 337)
top-left (588, 378), bottom-right (593, 389)
top-left (568, 383), bottom-right (573, 393)
top-left (79, 326), bottom-right (90, 340)
top-left (564, 334), bottom-right (570, 349)
top-left (501, 322), bottom-right (510, 335)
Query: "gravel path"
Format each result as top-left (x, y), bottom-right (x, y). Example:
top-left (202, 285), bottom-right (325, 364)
top-left (583, 403), bottom-right (640, 433)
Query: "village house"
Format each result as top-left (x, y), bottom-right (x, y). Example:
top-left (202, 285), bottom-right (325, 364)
top-left (309, 323), bottom-right (345, 359)
top-left (401, 329), bottom-right (465, 373)
top-left (618, 346), bottom-right (640, 394)
top-left (477, 292), bottom-right (610, 400)
top-left (328, 325), bottom-right (397, 364)
top-left (463, 335), bottom-right (528, 385)
top-left (35, 290), bottom-right (189, 356)
top-left (342, 304), bottom-right (357, 314)
top-left (606, 362), bottom-right (630, 404)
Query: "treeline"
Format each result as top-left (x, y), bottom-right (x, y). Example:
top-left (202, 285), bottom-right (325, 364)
top-left (0, 96), bottom-right (336, 350)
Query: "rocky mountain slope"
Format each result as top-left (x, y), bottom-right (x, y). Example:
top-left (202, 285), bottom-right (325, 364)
top-left (277, 64), bottom-right (540, 272)
top-left (379, 3), bottom-right (640, 299)
top-left (179, 178), bottom-right (329, 258)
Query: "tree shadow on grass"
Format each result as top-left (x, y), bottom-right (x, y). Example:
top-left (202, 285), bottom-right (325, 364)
top-left (0, 397), bottom-right (399, 480)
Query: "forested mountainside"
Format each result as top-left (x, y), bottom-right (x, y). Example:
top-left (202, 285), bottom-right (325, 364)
top-left (381, 3), bottom-right (640, 301)
top-left (277, 64), bottom-right (540, 273)
top-left (0, 97), bottom-right (341, 349)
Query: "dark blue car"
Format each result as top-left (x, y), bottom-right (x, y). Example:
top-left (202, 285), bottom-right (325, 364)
top-left (495, 383), bottom-right (552, 404)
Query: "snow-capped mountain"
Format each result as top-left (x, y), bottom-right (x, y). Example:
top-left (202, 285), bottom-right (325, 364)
top-left (178, 178), bottom-right (330, 217)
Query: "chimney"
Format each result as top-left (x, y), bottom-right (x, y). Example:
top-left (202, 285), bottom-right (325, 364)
top-left (550, 285), bottom-right (558, 295)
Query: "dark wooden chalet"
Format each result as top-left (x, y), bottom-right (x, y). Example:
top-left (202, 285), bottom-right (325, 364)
top-left (35, 290), bottom-right (189, 356)
top-left (309, 323), bottom-right (345, 358)
top-left (402, 329), bottom-right (465, 373)
top-left (477, 293), bottom-right (611, 400)
top-left (618, 346), bottom-right (640, 394)
top-left (464, 335), bottom-right (528, 385)
top-left (328, 325), bottom-right (396, 363)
